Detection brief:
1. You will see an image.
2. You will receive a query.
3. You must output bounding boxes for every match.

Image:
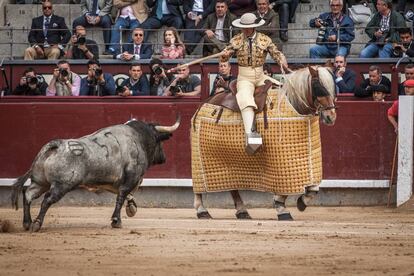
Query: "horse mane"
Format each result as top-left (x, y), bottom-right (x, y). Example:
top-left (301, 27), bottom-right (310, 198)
top-left (282, 66), bottom-right (335, 114)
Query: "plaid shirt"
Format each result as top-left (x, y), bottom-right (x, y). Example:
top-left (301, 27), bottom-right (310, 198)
top-left (379, 11), bottom-right (391, 32)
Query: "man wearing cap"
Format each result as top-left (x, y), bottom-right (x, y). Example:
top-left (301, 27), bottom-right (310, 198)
top-left (220, 12), bottom-right (288, 155)
top-left (388, 79), bottom-right (414, 133)
top-left (368, 84), bottom-right (390, 101)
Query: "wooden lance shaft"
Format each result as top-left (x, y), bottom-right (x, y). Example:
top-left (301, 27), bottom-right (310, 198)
top-left (167, 52), bottom-right (225, 73)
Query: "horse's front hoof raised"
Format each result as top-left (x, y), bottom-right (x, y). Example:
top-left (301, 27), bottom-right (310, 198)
top-left (236, 210), bottom-right (252, 220)
top-left (30, 220), bottom-right (41, 232)
top-left (277, 213), bottom-right (294, 221)
top-left (111, 217), bottom-right (122, 228)
top-left (297, 195), bottom-right (307, 212)
top-left (197, 211), bottom-right (212, 219)
top-left (125, 203), bottom-right (137, 217)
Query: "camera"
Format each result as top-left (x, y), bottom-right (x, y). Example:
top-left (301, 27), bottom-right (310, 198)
top-left (76, 35), bottom-right (86, 45)
top-left (153, 65), bottom-right (164, 75)
top-left (94, 68), bottom-right (103, 78)
top-left (26, 76), bottom-right (38, 85)
top-left (316, 19), bottom-right (328, 45)
top-left (170, 84), bottom-right (183, 95)
top-left (217, 73), bottom-right (231, 81)
top-left (59, 68), bottom-right (69, 77)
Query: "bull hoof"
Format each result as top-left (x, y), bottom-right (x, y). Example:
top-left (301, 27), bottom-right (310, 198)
top-left (23, 221), bottom-right (32, 231)
top-left (297, 196), bottom-right (307, 212)
top-left (30, 220), bottom-right (41, 232)
top-left (197, 211), bottom-right (212, 219)
top-left (277, 213), bottom-right (294, 221)
top-left (125, 203), bottom-right (137, 217)
top-left (235, 210), bottom-right (252, 220)
top-left (111, 218), bottom-right (122, 228)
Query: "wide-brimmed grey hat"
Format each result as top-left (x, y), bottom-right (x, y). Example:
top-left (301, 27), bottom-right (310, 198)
top-left (232, 13), bottom-right (265, 28)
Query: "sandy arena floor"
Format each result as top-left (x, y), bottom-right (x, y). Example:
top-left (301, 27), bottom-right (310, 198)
top-left (0, 205), bottom-right (413, 276)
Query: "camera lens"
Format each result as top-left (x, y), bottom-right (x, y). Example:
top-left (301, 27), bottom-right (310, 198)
top-left (153, 65), bottom-right (163, 75)
top-left (77, 36), bottom-right (86, 45)
top-left (94, 68), bottom-right (103, 77)
top-left (59, 68), bottom-right (69, 77)
top-left (27, 76), bottom-right (38, 85)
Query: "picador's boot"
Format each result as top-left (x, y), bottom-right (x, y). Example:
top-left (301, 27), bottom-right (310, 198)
top-left (241, 107), bottom-right (262, 155)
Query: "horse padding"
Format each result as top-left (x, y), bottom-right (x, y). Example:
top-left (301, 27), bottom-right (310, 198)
top-left (191, 89), bottom-right (322, 195)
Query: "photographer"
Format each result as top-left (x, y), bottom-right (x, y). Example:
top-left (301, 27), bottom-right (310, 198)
top-left (80, 60), bottom-right (116, 96)
top-left (46, 60), bottom-right (81, 96)
top-left (117, 63), bottom-right (150, 96)
top-left (309, 0), bottom-right (354, 59)
top-left (12, 68), bottom-right (48, 96)
top-left (165, 64), bottom-right (201, 96)
top-left (149, 58), bottom-right (173, 96)
top-left (65, 26), bottom-right (99, 60)
top-left (392, 28), bottom-right (414, 58)
top-left (210, 61), bottom-right (236, 96)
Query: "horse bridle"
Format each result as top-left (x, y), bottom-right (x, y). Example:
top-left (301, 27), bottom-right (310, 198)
top-left (307, 66), bottom-right (337, 115)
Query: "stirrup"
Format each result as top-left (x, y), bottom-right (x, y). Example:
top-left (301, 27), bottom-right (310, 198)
top-left (245, 132), bottom-right (262, 155)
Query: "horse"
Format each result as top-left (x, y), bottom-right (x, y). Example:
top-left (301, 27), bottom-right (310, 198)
top-left (191, 65), bottom-right (337, 220)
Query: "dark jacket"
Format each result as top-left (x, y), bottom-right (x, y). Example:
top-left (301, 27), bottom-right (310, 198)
top-left (254, 9), bottom-right (279, 41)
top-left (72, 38), bottom-right (99, 60)
top-left (79, 73), bottom-right (116, 96)
top-left (354, 76), bottom-right (392, 97)
top-left (116, 43), bottom-right (153, 59)
top-left (28, 15), bottom-right (71, 47)
top-left (183, 0), bottom-right (216, 19)
top-left (334, 68), bottom-right (356, 93)
top-left (365, 10), bottom-right (407, 44)
top-left (203, 12), bottom-right (237, 42)
top-left (12, 81), bottom-right (48, 96)
top-left (121, 75), bottom-right (150, 96)
top-left (146, 0), bottom-right (183, 17)
top-left (310, 12), bottom-right (355, 52)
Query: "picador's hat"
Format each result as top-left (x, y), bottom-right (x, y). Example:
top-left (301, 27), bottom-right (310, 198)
top-left (232, 13), bottom-right (265, 28)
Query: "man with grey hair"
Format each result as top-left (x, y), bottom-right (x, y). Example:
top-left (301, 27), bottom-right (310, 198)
top-left (254, 0), bottom-right (278, 42)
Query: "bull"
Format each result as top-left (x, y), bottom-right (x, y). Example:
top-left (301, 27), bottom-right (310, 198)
top-left (11, 116), bottom-right (180, 232)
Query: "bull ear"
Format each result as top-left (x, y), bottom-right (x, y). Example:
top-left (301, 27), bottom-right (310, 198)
top-left (308, 66), bottom-right (318, 78)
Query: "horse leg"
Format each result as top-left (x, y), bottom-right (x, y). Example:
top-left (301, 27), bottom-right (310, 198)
top-left (230, 190), bottom-right (251, 219)
top-left (297, 185), bottom-right (319, 212)
top-left (273, 194), bottom-right (294, 221)
top-left (194, 193), bottom-right (212, 219)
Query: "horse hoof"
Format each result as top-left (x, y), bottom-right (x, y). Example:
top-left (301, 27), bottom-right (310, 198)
top-left (297, 196), bottom-right (307, 212)
top-left (236, 210), bottom-right (252, 220)
top-left (278, 213), bottom-right (294, 221)
top-left (197, 211), bottom-right (212, 219)
top-left (111, 218), bottom-right (122, 228)
top-left (125, 203), bottom-right (137, 217)
top-left (30, 220), bottom-right (41, 232)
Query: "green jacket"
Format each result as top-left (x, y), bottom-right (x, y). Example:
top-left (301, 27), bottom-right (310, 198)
top-left (365, 10), bottom-right (407, 43)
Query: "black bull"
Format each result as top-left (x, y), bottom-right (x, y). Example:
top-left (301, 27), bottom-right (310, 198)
top-left (11, 117), bottom-right (180, 232)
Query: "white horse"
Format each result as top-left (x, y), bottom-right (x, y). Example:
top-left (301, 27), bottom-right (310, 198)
top-left (193, 65), bottom-right (337, 220)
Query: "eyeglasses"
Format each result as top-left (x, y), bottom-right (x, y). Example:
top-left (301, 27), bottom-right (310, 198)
top-left (330, 4), bottom-right (342, 7)
top-left (134, 33), bottom-right (143, 37)
top-left (43, 6), bottom-right (52, 10)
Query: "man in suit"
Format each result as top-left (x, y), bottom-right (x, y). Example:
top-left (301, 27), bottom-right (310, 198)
top-left (333, 55), bottom-right (356, 93)
top-left (254, 0), bottom-right (279, 42)
top-left (115, 27), bottom-right (153, 60)
top-left (354, 65), bottom-right (391, 97)
top-left (202, 0), bottom-right (237, 56)
top-left (24, 1), bottom-right (71, 60)
top-left (183, 0), bottom-right (216, 55)
top-left (72, 0), bottom-right (113, 54)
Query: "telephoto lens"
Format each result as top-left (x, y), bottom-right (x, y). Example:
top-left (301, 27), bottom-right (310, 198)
top-left (59, 68), bottom-right (69, 77)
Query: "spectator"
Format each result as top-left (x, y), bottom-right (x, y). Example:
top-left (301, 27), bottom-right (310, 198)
top-left (203, 0), bottom-right (237, 56)
top-left (117, 63), bottom-right (150, 96)
top-left (388, 79), bottom-right (414, 133)
top-left (72, 0), bottom-right (113, 55)
top-left (183, 0), bottom-right (216, 55)
top-left (107, 0), bottom-right (149, 55)
top-left (254, 0), bottom-right (279, 42)
top-left (333, 55), bottom-right (356, 93)
top-left (165, 65), bottom-right (201, 96)
top-left (369, 84), bottom-right (390, 101)
top-left (80, 60), bottom-right (116, 96)
top-left (12, 68), bottom-right (48, 96)
top-left (161, 27), bottom-right (185, 59)
top-left (270, 0), bottom-right (299, 42)
top-left (210, 61), bottom-right (236, 96)
top-left (65, 25), bottom-right (99, 60)
top-left (309, 0), bottom-right (355, 58)
top-left (354, 65), bottom-right (391, 97)
top-left (149, 58), bottom-right (174, 96)
top-left (398, 63), bottom-right (414, 95)
top-left (228, 0), bottom-right (256, 17)
top-left (392, 27), bottom-right (414, 57)
top-left (115, 27), bottom-right (153, 60)
top-left (46, 60), bottom-right (81, 96)
top-left (24, 1), bottom-right (71, 60)
top-left (360, 0), bottom-right (407, 58)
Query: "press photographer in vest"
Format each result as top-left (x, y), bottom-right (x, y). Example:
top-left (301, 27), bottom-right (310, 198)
top-left (46, 60), bottom-right (81, 96)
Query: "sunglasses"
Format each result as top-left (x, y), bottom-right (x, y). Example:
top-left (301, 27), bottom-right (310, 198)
top-left (330, 4), bottom-right (342, 7)
top-left (134, 33), bottom-right (143, 37)
top-left (43, 6), bottom-right (52, 10)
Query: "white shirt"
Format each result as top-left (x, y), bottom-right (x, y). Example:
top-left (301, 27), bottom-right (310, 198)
top-left (215, 15), bottom-right (226, 42)
top-left (162, 0), bottom-right (171, 15)
top-left (120, 6), bottom-right (137, 20)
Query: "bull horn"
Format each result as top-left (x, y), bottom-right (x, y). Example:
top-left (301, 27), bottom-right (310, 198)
top-left (155, 115), bottom-right (181, 133)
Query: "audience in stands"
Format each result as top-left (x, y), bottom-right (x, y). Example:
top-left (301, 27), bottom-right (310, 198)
top-left (210, 61), bottom-right (236, 96)
top-left (388, 79), bottom-right (414, 133)
top-left (12, 68), bottom-right (48, 96)
top-left (80, 60), bottom-right (116, 96)
top-left (360, 0), bottom-right (406, 58)
top-left (203, 0), bottom-right (237, 56)
top-left (115, 27), bottom-right (152, 60)
top-left (46, 60), bottom-right (81, 96)
top-left (228, 0), bottom-right (256, 17)
top-left (161, 27), bottom-right (185, 59)
top-left (149, 58), bottom-right (174, 96)
top-left (369, 84), bottom-right (390, 101)
top-left (24, 1), bottom-right (71, 60)
top-left (398, 63), bottom-right (414, 95)
top-left (270, 0), bottom-right (299, 42)
top-left (333, 55), bottom-right (356, 93)
top-left (65, 26), bottom-right (99, 60)
top-left (183, 0), bottom-right (216, 55)
top-left (354, 65), bottom-right (391, 97)
top-left (309, 0), bottom-right (355, 58)
top-left (165, 65), bottom-right (201, 96)
top-left (107, 0), bottom-right (149, 55)
top-left (254, 0), bottom-right (279, 42)
top-left (392, 27), bottom-right (414, 57)
top-left (117, 63), bottom-right (150, 96)
top-left (72, 0), bottom-right (113, 55)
